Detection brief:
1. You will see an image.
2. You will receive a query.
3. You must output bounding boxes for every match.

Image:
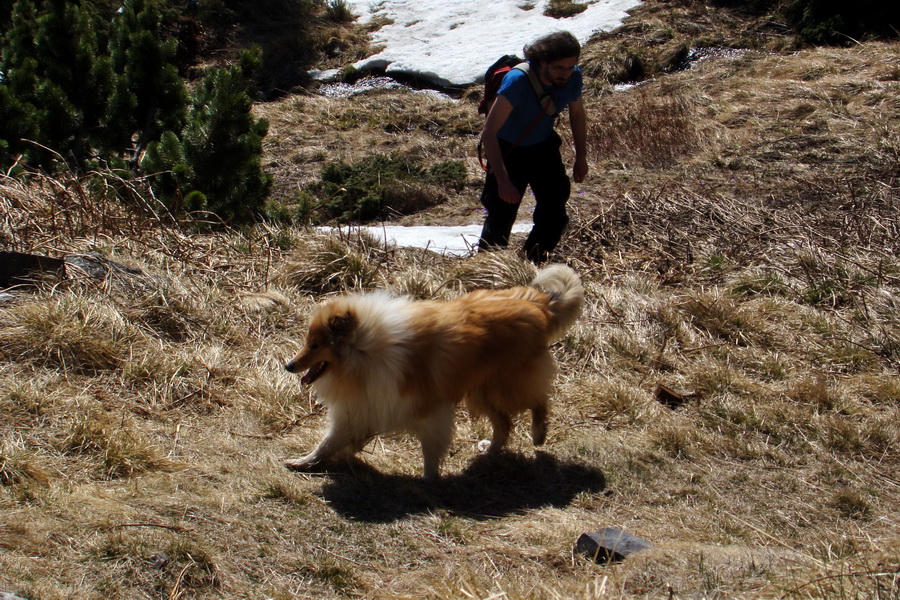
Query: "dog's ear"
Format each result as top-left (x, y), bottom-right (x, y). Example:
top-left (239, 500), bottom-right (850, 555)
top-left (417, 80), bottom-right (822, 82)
top-left (327, 311), bottom-right (357, 345)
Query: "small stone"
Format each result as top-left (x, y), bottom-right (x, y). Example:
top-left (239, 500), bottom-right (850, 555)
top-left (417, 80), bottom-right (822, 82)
top-left (0, 591), bottom-right (31, 600)
top-left (64, 252), bottom-right (142, 280)
top-left (149, 552), bottom-right (170, 569)
top-left (576, 528), bottom-right (652, 564)
top-left (654, 384), bottom-right (687, 409)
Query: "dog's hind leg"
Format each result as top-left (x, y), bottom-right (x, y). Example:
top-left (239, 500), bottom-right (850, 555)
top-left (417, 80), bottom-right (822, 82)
top-left (522, 351), bottom-right (554, 447)
top-left (531, 402), bottom-right (548, 446)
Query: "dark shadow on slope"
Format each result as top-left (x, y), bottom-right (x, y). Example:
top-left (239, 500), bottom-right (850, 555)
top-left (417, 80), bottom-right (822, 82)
top-left (316, 451), bottom-right (607, 523)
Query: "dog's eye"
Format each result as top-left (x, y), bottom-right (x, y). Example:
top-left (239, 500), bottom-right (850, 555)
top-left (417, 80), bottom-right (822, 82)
top-left (309, 343), bottom-right (320, 350)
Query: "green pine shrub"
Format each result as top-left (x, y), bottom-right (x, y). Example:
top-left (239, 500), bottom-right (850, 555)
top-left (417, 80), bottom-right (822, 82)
top-left (106, 0), bottom-right (188, 163)
top-left (707, 0), bottom-right (898, 43)
top-left (0, 0), bottom-right (112, 167)
top-left (1, 0), bottom-right (273, 223)
top-left (221, 0), bottom-right (321, 97)
top-left (142, 48), bottom-right (272, 222)
top-left (0, 0), bottom-right (187, 168)
top-left (782, 0), bottom-right (899, 43)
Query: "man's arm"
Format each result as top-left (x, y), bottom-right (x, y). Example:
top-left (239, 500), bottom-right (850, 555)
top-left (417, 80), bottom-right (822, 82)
top-left (481, 95), bottom-right (522, 204)
top-left (568, 97), bottom-right (588, 183)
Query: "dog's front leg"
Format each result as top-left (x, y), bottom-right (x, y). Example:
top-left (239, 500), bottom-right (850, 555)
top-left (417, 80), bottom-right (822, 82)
top-left (483, 406), bottom-right (513, 453)
top-left (284, 418), bottom-right (366, 472)
top-left (284, 442), bottom-right (339, 472)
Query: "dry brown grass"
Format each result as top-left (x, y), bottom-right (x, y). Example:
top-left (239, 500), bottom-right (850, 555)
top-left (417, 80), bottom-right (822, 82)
top-left (1, 9), bottom-right (899, 600)
top-left (253, 90), bottom-right (483, 210)
top-left (2, 206), bottom-right (897, 599)
top-left (586, 83), bottom-right (709, 168)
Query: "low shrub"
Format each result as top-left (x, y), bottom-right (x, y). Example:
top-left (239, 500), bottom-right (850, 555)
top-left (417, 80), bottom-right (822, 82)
top-left (544, 0), bottom-right (587, 19)
top-left (782, 0), bottom-right (900, 44)
top-left (324, 0), bottom-right (355, 23)
top-left (305, 153), bottom-right (466, 222)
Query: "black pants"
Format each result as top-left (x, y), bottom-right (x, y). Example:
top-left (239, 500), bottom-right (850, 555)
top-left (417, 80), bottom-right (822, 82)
top-left (478, 131), bottom-right (571, 264)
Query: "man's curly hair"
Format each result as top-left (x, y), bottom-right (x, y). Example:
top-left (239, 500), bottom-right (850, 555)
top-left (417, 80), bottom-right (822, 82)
top-left (523, 31), bottom-right (581, 66)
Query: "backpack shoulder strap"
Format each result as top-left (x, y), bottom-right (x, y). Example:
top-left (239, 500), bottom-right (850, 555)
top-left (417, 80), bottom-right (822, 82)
top-left (513, 63), bottom-right (557, 117)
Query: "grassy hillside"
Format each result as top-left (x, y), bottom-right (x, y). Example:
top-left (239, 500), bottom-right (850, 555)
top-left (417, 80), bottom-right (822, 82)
top-left (1, 1), bottom-right (898, 598)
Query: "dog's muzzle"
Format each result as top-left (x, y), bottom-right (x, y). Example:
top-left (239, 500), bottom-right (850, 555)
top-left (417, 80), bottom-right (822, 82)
top-left (286, 360), bottom-right (328, 385)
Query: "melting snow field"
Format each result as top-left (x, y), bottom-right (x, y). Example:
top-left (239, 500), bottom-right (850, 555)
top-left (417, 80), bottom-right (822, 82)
top-left (319, 0), bottom-right (642, 87)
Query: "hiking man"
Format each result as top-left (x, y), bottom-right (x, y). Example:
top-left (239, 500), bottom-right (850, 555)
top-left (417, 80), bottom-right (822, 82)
top-left (478, 31), bottom-right (588, 264)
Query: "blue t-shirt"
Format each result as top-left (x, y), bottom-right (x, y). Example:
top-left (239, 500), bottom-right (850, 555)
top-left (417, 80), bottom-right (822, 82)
top-left (496, 64), bottom-right (583, 147)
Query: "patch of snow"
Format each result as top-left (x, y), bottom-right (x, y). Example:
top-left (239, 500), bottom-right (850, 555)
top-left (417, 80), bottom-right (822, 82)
top-left (320, 224), bottom-right (532, 256)
top-left (319, 76), bottom-right (455, 100)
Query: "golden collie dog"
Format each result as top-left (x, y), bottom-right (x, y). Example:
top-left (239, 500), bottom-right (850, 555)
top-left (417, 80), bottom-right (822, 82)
top-left (284, 264), bottom-right (584, 479)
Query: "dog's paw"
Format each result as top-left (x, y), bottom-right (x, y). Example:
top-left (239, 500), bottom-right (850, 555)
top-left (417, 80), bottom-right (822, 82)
top-left (284, 457), bottom-right (318, 472)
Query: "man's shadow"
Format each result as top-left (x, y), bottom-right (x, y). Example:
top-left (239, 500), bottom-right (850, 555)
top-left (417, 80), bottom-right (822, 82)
top-left (317, 451), bottom-right (607, 523)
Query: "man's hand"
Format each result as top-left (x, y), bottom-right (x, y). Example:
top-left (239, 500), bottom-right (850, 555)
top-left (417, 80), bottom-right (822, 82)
top-left (497, 176), bottom-right (522, 204)
top-left (573, 154), bottom-right (588, 184)
top-left (569, 98), bottom-right (588, 184)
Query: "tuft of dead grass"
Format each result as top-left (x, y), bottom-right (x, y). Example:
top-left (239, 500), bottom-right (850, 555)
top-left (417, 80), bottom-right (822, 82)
top-left (587, 84), bottom-right (709, 168)
top-left (0, 437), bottom-right (50, 488)
top-left (275, 228), bottom-right (386, 293)
top-left (0, 295), bottom-right (139, 374)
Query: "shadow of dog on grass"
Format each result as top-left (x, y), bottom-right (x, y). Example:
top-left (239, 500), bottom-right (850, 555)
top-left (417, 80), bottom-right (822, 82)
top-left (315, 451), bottom-right (607, 523)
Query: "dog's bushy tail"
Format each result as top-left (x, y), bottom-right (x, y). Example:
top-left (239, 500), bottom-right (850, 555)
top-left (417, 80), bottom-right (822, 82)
top-left (531, 264), bottom-right (585, 342)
